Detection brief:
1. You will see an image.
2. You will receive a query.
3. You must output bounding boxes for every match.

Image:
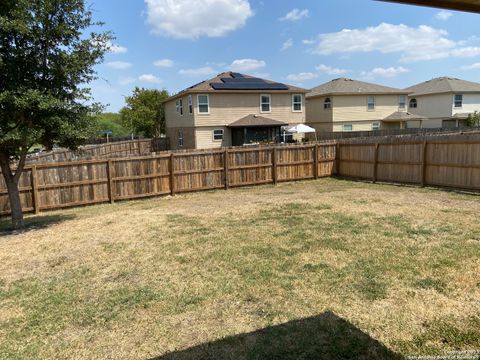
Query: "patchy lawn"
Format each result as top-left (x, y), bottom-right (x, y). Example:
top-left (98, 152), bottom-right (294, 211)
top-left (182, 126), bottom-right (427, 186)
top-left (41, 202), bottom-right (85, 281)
top-left (0, 178), bottom-right (479, 359)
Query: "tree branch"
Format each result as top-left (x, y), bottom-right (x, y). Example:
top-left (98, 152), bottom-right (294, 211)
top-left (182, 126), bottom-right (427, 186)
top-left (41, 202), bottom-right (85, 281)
top-left (13, 146), bottom-right (28, 183)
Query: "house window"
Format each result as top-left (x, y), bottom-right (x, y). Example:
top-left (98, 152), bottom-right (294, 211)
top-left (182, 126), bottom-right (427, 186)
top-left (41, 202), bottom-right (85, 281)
top-left (260, 94), bottom-right (271, 113)
top-left (409, 98), bottom-right (417, 109)
top-left (367, 96), bottom-right (375, 110)
top-left (372, 122), bottom-right (380, 131)
top-left (343, 124), bottom-right (353, 132)
top-left (175, 100), bottom-right (180, 113)
top-left (324, 97), bottom-right (332, 109)
top-left (179, 99), bottom-right (183, 115)
top-left (213, 129), bottom-right (224, 141)
top-left (177, 129), bottom-right (184, 147)
top-left (188, 95), bottom-right (193, 114)
top-left (198, 94), bottom-right (209, 114)
top-left (454, 94), bottom-right (463, 108)
top-left (292, 94), bottom-right (302, 112)
top-left (399, 95), bottom-right (406, 110)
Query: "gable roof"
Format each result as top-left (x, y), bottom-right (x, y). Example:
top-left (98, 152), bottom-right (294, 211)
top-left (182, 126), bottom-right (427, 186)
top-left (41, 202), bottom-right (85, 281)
top-left (228, 114), bottom-right (287, 128)
top-left (307, 78), bottom-right (407, 98)
top-left (383, 111), bottom-right (426, 122)
top-left (405, 77), bottom-right (480, 96)
top-left (166, 72), bottom-right (307, 102)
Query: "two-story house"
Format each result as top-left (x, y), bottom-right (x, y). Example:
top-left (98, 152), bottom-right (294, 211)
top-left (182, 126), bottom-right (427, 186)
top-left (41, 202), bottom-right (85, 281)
top-left (164, 72), bottom-right (307, 149)
top-left (305, 78), bottom-right (423, 132)
top-left (405, 77), bottom-right (480, 128)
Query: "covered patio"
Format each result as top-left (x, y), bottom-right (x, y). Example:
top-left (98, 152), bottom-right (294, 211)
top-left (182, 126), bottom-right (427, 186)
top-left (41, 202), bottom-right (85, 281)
top-left (228, 114), bottom-right (287, 146)
top-left (382, 111), bottom-right (426, 129)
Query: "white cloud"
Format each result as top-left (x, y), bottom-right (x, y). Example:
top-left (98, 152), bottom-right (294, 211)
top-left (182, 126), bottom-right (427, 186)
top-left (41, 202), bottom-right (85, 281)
top-left (450, 47), bottom-right (480, 58)
top-left (302, 39), bottom-right (315, 45)
top-left (461, 62), bottom-right (480, 70)
top-left (310, 23), bottom-right (458, 63)
top-left (229, 59), bottom-right (266, 72)
top-left (145, 0), bottom-right (253, 39)
top-left (118, 77), bottom-right (136, 85)
top-left (286, 72), bottom-right (318, 81)
top-left (178, 67), bottom-right (217, 76)
top-left (360, 66), bottom-right (410, 79)
top-left (279, 8), bottom-right (309, 22)
top-left (281, 38), bottom-right (293, 51)
top-left (108, 42), bottom-right (128, 54)
top-left (139, 74), bottom-right (162, 83)
top-left (106, 61), bottom-right (132, 70)
top-left (154, 59), bottom-right (175, 67)
top-left (316, 64), bottom-right (349, 76)
top-left (436, 10), bottom-right (453, 21)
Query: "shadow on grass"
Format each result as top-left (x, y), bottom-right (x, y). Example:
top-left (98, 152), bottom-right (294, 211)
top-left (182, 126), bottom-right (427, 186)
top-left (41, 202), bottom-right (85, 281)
top-left (152, 311), bottom-right (404, 360)
top-left (0, 214), bottom-right (76, 234)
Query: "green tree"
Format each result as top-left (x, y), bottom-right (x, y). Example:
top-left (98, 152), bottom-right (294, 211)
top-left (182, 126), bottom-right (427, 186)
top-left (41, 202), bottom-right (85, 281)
top-left (0, 0), bottom-right (111, 229)
top-left (95, 112), bottom-right (130, 137)
top-left (465, 111), bottom-right (480, 127)
top-left (120, 87), bottom-right (169, 138)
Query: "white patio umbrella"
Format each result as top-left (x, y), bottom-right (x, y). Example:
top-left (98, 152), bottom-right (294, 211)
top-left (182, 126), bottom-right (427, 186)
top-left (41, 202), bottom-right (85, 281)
top-left (285, 124), bottom-right (317, 141)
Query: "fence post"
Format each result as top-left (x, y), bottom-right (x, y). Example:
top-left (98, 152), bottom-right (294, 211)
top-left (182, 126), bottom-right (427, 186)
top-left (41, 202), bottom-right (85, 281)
top-left (224, 149), bottom-right (229, 190)
top-left (314, 144), bottom-right (319, 180)
top-left (373, 143), bottom-right (379, 183)
top-left (272, 146), bottom-right (278, 185)
top-left (31, 165), bottom-right (40, 214)
top-left (335, 143), bottom-right (340, 175)
top-left (107, 160), bottom-right (115, 204)
top-left (170, 153), bottom-right (175, 196)
top-left (421, 141), bottom-right (427, 187)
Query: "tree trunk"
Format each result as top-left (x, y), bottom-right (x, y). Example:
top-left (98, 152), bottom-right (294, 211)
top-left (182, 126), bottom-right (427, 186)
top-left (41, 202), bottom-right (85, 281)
top-left (0, 152), bottom-right (25, 229)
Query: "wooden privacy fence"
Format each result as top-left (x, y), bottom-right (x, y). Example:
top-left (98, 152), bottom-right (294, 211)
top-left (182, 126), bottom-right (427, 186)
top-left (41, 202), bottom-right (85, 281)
top-left (0, 143), bottom-right (336, 216)
top-left (337, 137), bottom-right (480, 190)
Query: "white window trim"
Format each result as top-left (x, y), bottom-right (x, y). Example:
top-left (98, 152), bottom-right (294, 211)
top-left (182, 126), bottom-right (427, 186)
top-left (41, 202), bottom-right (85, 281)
top-left (409, 98), bottom-right (418, 109)
top-left (454, 94), bottom-right (463, 108)
top-left (177, 129), bottom-right (184, 147)
top-left (367, 96), bottom-right (375, 111)
top-left (175, 100), bottom-right (180, 114)
top-left (212, 129), bottom-right (224, 142)
top-left (398, 95), bottom-right (406, 110)
top-left (197, 94), bottom-right (210, 115)
top-left (292, 94), bottom-right (302, 112)
top-left (372, 122), bottom-right (381, 131)
top-left (188, 95), bottom-right (193, 114)
top-left (343, 124), bottom-right (353, 132)
top-left (179, 99), bottom-right (183, 116)
top-left (260, 94), bottom-right (271, 113)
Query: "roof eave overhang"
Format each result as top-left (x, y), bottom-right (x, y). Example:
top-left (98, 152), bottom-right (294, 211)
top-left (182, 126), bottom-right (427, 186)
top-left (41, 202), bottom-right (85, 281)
top-left (376, 0), bottom-right (480, 13)
top-left (165, 89), bottom-right (308, 103)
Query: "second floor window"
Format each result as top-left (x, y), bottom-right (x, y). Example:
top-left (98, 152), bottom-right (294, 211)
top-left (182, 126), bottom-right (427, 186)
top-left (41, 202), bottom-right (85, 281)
top-left (188, 95), bottom-right (193, 114)
top-left (399, 95), bottom-right (406, 110)
top-left (454, 94), bottom-right (463, 108)
top-left (198, 95), bottom-right (209, 113)
top-left (292, 94), bottom-right (302, 112)
top-left (409, 98), bottom-right (417, 109)
top-left (176, 99), bottom-right (183, 115)
top-left (260, 94), bottom-right (271, 112)
top-left (367, 96), bottom-right (375, 110)
top-left (324, 97), bottom-right (332, 109)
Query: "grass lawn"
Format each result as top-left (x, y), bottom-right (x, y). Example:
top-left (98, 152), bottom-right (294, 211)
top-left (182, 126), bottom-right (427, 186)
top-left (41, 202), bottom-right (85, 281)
top-left (0, 178), bottom-right (479, 359)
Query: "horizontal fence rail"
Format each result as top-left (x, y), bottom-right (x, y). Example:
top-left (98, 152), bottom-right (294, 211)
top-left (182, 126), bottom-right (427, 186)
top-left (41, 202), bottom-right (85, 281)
top-left (0, 143), bottom-right (337, 216)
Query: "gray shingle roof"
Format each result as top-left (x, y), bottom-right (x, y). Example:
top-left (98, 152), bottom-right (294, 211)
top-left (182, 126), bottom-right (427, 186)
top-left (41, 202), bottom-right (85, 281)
top-left (383, 111), bottom-right (426, 121)
top-left (307, 78), bottom-right (407, 98)
top-left (228, 114), bottom-right (287, 128)
top-left (405, 77), bottom-right (480, 96)
top-left (166, 72), bottom-right (307, 102)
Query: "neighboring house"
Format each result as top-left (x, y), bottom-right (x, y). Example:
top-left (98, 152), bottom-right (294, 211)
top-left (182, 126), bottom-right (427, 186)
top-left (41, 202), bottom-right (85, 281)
top-left (305, 78), bottom-right (422, 132)
top-left (405, 77), bottom-right (480, 128)
top-left (164, 72), bottom-right (307, 149)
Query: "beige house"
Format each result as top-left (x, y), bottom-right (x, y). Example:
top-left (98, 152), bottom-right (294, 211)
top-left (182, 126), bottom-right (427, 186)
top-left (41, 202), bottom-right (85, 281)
top-left (306, 78), bottom-right (423, 132)
top-left (164, 72), bottom-right (307, 149)
top-left (405, 77), bottom-right (480, 128)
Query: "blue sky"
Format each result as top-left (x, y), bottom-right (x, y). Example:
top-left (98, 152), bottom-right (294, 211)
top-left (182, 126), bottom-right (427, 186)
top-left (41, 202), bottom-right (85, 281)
top-left (88, 0), bottom-right (480, 111)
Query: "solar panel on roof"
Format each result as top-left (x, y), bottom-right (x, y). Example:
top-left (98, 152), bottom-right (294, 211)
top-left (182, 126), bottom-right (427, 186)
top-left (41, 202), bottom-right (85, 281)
top-left (230, 72), bottom-right (245, 78)
top-left (221, 77), bottom-right (264, 83)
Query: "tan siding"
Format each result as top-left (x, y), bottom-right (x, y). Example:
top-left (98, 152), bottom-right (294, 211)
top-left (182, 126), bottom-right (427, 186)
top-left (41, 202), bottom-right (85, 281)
top-left (332, 121), bottom-right (376, 132)
top-left (165, 96), bottom-right (195, 129)
top-left (409, 93), bottom-right (453, 119)
top-left (166, 127), bottom-right (196, 150)
top-left (195, 127), bottom-right (232, 149)
top-left (305, 96), bottom-right (333, 124)
top-left (194, 93), bottom-right (305, 127)
top-left (332, 95), bottom-right (404, 122)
